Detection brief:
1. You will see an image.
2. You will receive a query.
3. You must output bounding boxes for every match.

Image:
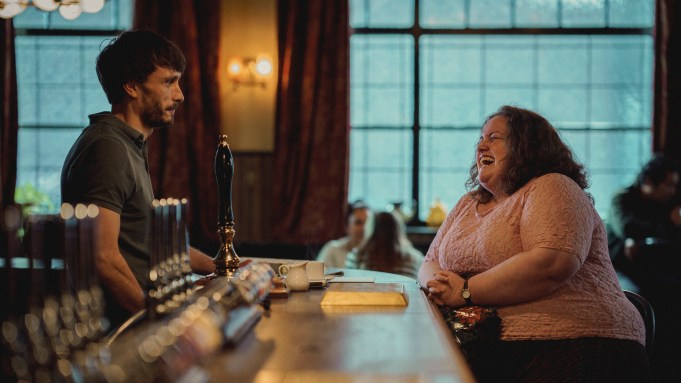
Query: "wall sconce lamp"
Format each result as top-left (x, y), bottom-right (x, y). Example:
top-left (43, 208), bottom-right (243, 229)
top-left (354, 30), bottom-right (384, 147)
top-left (227, 55), bottom-right (273, 90)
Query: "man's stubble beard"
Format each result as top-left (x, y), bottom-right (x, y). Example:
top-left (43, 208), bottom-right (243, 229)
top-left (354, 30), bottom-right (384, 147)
top-left (140, 90), bottom-right (176, 129)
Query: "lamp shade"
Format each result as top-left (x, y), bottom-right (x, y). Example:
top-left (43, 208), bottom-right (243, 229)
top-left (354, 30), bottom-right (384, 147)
top-left (0, 0), bottom-right (27, 19)
top-left (59, 3), bottom-right (82, 20)
top-left (33, 0), bottom-right (59, 12)
top-left (81, 0), bottom-right (105, 13)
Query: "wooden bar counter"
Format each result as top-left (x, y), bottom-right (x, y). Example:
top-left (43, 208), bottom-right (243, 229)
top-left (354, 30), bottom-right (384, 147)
top-left (200, 260), bottom-right (475, 383)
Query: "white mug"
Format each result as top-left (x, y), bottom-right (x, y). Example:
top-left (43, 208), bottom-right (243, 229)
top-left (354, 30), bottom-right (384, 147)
top-left (306, 261), bottom-right (325, 280)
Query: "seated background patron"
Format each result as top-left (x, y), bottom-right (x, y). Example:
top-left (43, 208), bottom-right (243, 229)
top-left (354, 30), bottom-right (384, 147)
top-left (345, 211), bottom-right (424, 279)
top-left (419, 105), bottom-right (648, 382)
top-left (606, 153), bottom-right (681, 381)
top-left (316, 200), bottom-right (370, 268)
top-left (606, 153), bottom-right (681, 276)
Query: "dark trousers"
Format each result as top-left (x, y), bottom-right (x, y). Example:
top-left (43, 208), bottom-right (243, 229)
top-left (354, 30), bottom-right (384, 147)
top-left (468, 337), bottom-right (650, 383)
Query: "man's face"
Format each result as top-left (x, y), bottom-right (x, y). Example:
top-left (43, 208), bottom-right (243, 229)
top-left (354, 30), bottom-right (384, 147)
top-left (643, 171), bottom-right (679, 203)
top-left (138, 66), bottom-right (184, 128)
top-left (347, 208), bottom-right (369, 245)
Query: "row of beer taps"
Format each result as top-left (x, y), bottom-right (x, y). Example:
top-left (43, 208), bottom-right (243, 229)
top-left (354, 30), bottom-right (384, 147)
top-left (1, 203), bottom-right (109, 382)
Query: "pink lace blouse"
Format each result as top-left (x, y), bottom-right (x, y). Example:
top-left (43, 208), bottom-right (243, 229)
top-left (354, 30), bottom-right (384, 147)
top-left (426, 173), bottom-right (645, 344)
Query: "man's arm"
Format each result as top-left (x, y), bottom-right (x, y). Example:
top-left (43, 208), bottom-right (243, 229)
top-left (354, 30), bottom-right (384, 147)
top-left (95, 207), bottom-right (145, 314)
top-left (189, 246), bottom-right (216, 275)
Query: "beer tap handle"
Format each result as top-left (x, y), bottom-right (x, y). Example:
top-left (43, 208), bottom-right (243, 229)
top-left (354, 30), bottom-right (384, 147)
top-left (213, 135), bottom-right (240, 276)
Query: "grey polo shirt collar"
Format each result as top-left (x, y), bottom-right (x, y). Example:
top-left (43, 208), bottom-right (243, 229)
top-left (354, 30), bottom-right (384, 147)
top-left (89, 112), bottom-right (149, 171)
top-left (89, 112), bottom-right (147, 150)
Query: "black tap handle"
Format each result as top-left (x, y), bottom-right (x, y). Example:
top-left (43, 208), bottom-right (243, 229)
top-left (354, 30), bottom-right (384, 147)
top-left (215, 135), bottom-right (235, 226)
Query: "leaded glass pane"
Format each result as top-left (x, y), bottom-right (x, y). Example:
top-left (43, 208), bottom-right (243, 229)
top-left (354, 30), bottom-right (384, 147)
top-left (515, 0), bottom-right (559, 27)
top-left (419, 129), bottom-right (478, 218)
top-left (17, 83), bottom-right (37, 126)
top-left (591, 36), bottom-right (652, 86)
top-left (350, 0), bottom-right (414, 28)
top-left (469, 0), bottom-right (512, 28)
top-left (16, 36), bottom-right (110, 127)
top-left (609, 0), bottom-right (654, 27)
top-left (485, 88), bottom-right (536, 112)
top-left (419, 0), bottom-right (466, 28)
top-left (421, 87), bottom-right (484, 127)
top-left (350, 35), bottom-right (414, 127)
top-left (561, 0), bottom-right (606, 27)
top-left (17, 128), bottom-right (82, 210)
top-left (348, 129), bottom-right (413, 213)
top-left (485, 36), bottom-right (535, 84)
top-left (537, 36), bottom-right (590, 85)
top-left (591, 87), bottom-right (649, 128)
top-left (421, 36), bottom-right (482, 85)
top-left (538, 87), bottom-right (590, 128)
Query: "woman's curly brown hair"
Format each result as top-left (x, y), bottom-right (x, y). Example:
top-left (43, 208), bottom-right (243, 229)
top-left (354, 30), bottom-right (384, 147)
top-left (466, 105), bottom-right (590, 203)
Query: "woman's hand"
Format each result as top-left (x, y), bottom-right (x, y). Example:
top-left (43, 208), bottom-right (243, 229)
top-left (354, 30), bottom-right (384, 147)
top-left (426, 270), bottom-right (466, 307)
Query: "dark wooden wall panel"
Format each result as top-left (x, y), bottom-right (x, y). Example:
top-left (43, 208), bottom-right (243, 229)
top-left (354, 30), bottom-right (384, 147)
top-left (231, 152), bottom-right (274, 244)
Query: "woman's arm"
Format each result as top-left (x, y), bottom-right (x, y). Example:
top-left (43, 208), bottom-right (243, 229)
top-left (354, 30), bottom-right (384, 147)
top-left (426, 247), bottom-right (581, 307)
top-left (418, 260), bottom-right (443, 290)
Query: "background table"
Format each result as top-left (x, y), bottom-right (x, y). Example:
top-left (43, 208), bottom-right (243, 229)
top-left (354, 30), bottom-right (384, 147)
top-left (200, 260), bottom-right (475, 382)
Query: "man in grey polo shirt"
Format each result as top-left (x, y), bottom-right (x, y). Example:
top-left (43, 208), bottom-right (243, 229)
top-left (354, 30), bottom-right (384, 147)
top-left (61, 30), bottom-right (215, 328)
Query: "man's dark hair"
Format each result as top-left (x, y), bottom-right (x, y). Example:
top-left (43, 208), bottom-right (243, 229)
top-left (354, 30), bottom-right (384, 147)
top-left (96, 30), bottom-right (186, 104)
top-left (467, 105), bottom-right (589, 203)
top-left (636, 154), bottom-right (680, 187)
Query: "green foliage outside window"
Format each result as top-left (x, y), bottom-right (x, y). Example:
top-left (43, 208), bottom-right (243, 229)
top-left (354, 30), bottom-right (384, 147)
top-left (14, 183), bottom-right (57, 215)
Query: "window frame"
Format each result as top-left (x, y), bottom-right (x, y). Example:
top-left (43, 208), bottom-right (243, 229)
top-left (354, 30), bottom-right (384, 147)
top-left (13, 3), bottom-right (130, 212)
top-left (349, 0), bottom-right (654, 223)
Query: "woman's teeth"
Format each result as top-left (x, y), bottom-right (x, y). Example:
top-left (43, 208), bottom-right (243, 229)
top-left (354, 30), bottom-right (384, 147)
top-left (480, 157), bottom-right (494, 165)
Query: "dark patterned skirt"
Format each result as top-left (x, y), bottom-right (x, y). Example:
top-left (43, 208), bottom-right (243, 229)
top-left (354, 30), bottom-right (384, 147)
top-left (469, 337), bottom-right (650, 383)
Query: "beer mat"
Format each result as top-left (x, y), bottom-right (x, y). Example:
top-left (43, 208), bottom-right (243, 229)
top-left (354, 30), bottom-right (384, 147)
top-left (320, 282), bottom-right (408, 306)
top-left (327, 276), bottom-right (375, 283)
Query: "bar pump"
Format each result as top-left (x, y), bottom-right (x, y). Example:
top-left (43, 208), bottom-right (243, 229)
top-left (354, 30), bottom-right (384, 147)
top-left (213, 135), bottom-right (240, 276)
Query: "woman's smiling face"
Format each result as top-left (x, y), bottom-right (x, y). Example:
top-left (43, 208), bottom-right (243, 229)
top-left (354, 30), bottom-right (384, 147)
top-left (476, 115), bottom-right (509, 199)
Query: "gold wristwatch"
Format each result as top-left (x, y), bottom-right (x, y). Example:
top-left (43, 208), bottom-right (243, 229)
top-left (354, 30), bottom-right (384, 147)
top-left (461, 276), bottom-right (472, 305)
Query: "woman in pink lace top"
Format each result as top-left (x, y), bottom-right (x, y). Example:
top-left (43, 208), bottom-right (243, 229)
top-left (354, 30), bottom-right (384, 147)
top-left (419, 106), bottom-right (649, 382)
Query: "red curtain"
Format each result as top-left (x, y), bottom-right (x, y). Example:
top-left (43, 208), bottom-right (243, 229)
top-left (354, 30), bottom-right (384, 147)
top-left (654, 0), bottom-right (681, 160)
top-left (1, 19), bottom-right (18, 208)
top-left (272, 0), bottom-right (350, 244)
top-left (133, 1), bottom-right (222, 252)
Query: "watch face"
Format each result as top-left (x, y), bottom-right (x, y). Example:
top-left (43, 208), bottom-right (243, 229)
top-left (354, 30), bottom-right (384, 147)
top-left (462, 290), bottom-right (471, 299)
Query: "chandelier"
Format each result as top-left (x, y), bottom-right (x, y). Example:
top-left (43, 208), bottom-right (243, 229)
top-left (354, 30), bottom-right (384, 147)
top-left (0, 0), bottom-right (105, 20)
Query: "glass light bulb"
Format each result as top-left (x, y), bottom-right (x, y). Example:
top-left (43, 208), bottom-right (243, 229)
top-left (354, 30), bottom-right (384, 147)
top-left (254, 56), bottom-right (273, 77)
top-left (33, 0), bottom-right (59, 12)
top-left (59, 3), bottom-right (82, 20)
top-left (0, 0), bottom-right (27, 19)
top-left (227, 59), bottom-right (243, 77)
top-left (81, 0), bottom-right (105, 13)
